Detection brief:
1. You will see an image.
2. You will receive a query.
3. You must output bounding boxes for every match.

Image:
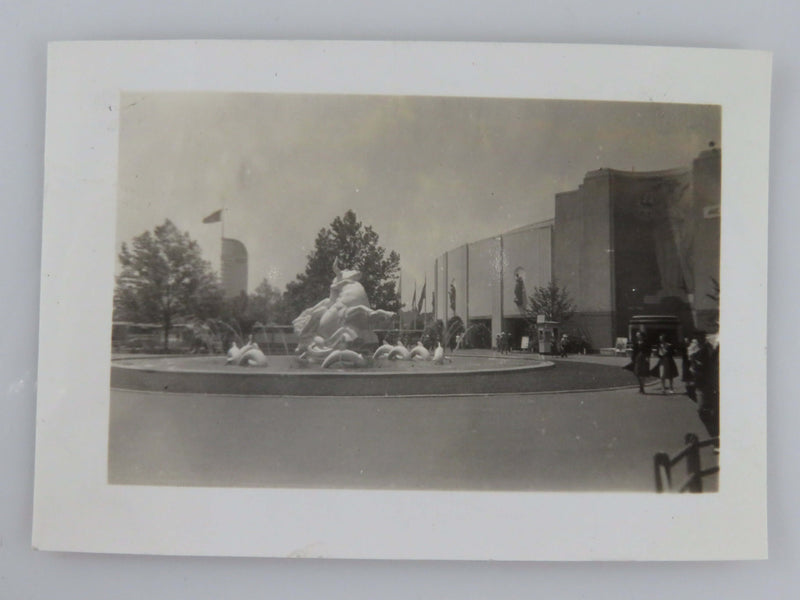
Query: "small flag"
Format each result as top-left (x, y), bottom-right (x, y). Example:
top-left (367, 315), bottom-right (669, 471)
top-left (202, 209), bottom-right (222, 224)
top-left (417, 281), bottom-right (426, 314)
top-left (411, 283), bottom-right (417, 313)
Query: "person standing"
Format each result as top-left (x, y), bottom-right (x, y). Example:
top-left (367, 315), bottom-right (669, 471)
top-left (693, 334), bottom-right (720, 443)
top-left (680, 337), bottom-right (692, 396)
top-left (624, 331), bottom-right (650, 394)
top-left (559, 333), bottom-right (569, 357)
top-left (684, 337), bottom-right (701, 401)
top-left (650, 334), bottom-right (679, 394)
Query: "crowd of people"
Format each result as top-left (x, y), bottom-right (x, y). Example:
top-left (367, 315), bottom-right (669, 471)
top-left (495, 332), bottom-right (512, 354)
top-left (625, 330), bottom-right (720, 441)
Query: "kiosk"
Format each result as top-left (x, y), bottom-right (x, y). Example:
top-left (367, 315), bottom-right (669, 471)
top-left (536, 320), bottom-right (560, 355)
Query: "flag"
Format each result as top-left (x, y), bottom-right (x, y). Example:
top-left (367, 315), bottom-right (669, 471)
top-left (202, 209), bottom-right (222, 224)
top-left (411, 282), bottom-right (417, 313)
top-left (417, 281), bottom-right (426, 314)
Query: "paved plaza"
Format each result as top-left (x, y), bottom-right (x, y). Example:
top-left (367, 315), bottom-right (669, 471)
top-left (108, 354), bottom-right (717, 492)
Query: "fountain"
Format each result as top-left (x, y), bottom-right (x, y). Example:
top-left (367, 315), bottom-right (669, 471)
top-left (110, 260), bottom-right (554, 396)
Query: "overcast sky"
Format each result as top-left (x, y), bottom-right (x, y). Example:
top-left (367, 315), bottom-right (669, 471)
top-left (116, 93), bottom-right (719, 305)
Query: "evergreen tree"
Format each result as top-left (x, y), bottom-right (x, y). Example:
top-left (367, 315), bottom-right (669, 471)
top-left (283, 210), bottom-right (401, 318)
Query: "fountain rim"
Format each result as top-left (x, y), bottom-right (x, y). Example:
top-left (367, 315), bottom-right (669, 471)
top-left (111, 354), bottom-right (554, 378)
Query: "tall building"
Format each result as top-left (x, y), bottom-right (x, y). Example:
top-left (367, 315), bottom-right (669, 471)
top-left (434, 148), bottom-right (721, 349)
top-left (221, 237), bottom-right (248, 298)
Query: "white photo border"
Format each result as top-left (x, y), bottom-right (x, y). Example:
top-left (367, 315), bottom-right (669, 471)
top-left (34, 41), bottom-right (771, 560)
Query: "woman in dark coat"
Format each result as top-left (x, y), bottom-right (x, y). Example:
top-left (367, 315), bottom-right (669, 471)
top-left (625, 331), bottom-right (651, 394)
top-left (650, 334), bottom-right (679, 394)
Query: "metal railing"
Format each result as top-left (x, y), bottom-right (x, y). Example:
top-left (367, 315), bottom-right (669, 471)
top-left (654, 433), bottom-right (720, 493)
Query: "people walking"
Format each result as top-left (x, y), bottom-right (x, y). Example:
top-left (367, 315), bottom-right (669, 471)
top-left (650, 334), bottom-right (679, 394)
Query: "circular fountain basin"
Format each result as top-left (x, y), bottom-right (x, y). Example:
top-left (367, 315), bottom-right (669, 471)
top-left (111, 354), bottom-right (554, 397)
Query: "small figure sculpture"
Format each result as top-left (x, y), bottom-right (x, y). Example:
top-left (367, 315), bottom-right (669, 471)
top-left (387, 340), bottom-right (410, 360)
top-left (432, 342), bottom-right (450, 365)
top-left (226, 341), bottom-right (241, 363)
top-left (321, 349), bottom-right (367, 369)
top-left (372, 341), bottom-right (395, 360)
top-left (226, 338), bottom-right (268, 367)
top-left (408, 341), bottom-right (431, 361)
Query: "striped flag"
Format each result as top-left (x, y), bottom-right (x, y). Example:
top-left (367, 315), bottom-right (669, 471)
top-left (417, 281), bottom-right (426, 314)
top-left (202, 209), bottom-right (222, 224)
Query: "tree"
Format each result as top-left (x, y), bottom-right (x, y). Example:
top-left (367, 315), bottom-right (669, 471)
top-left (245, 279), bottom-right (289, 325)
top-left (114, 220), bottom-right (223, 351)
top-left (522, 280), bottom-right (575, 325)
top-left (283, 210), bottom-right (402, 319)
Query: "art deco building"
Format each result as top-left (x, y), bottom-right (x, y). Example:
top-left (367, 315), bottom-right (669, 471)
top-left (433, 148), bottom-right (721, 349)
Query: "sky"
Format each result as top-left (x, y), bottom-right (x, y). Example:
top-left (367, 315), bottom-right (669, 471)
top-left (116, 92), bottom-right (719, 305)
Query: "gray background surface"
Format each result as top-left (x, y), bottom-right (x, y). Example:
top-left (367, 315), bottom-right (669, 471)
top-left (1, 1), bottom-right (796, 598)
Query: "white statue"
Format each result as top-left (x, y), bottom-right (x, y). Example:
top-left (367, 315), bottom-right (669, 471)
top-left (387, 340), bottom-right (410, 361)
top-left (321, 349), bottom-right (367, 369)
top-left (226, 338), bottom-right (268, 367)
top-left (432, 342), bottom-right (450, 365)
top-left (292, 259), bottom-right (395, 367)
top-left (408, 341), bottom-right (431, 361)
top-left (372, 341), bottom-right (395, 360)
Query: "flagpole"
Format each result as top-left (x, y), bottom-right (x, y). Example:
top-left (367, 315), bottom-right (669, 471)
top-left (412, 280), bottom-right (417, 330)
top-left (397, 273), bottom-right (402, 342)
top-left (220, 208), bottom-right (225, 287)
top-left (424, 274), bottom-right (428, 327)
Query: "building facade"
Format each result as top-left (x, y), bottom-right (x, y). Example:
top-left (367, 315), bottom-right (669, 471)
top-left (433, 148), bottom-right (721, 350)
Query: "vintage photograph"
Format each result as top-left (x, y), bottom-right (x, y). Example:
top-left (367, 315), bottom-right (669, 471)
top-left (109, 92), bottom-right (721, 493)
top-left (33, 41), bottom-right (769, 560)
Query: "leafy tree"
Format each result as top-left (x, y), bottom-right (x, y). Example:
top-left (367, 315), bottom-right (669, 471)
top-left (522, 280), bottom-right (575, 326)
top-left (245, 279), bottom-right (289, 325)
top-left (423, 319), bottom-right (445, 347)
top-left (283, 210), bottom-right (401, 319)
top-left (114, 220), bottom-right (223, 350)
top-left (215, 280), bottom-right (293, 338)
top-left (445, 315), bottom-right (465, 350)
